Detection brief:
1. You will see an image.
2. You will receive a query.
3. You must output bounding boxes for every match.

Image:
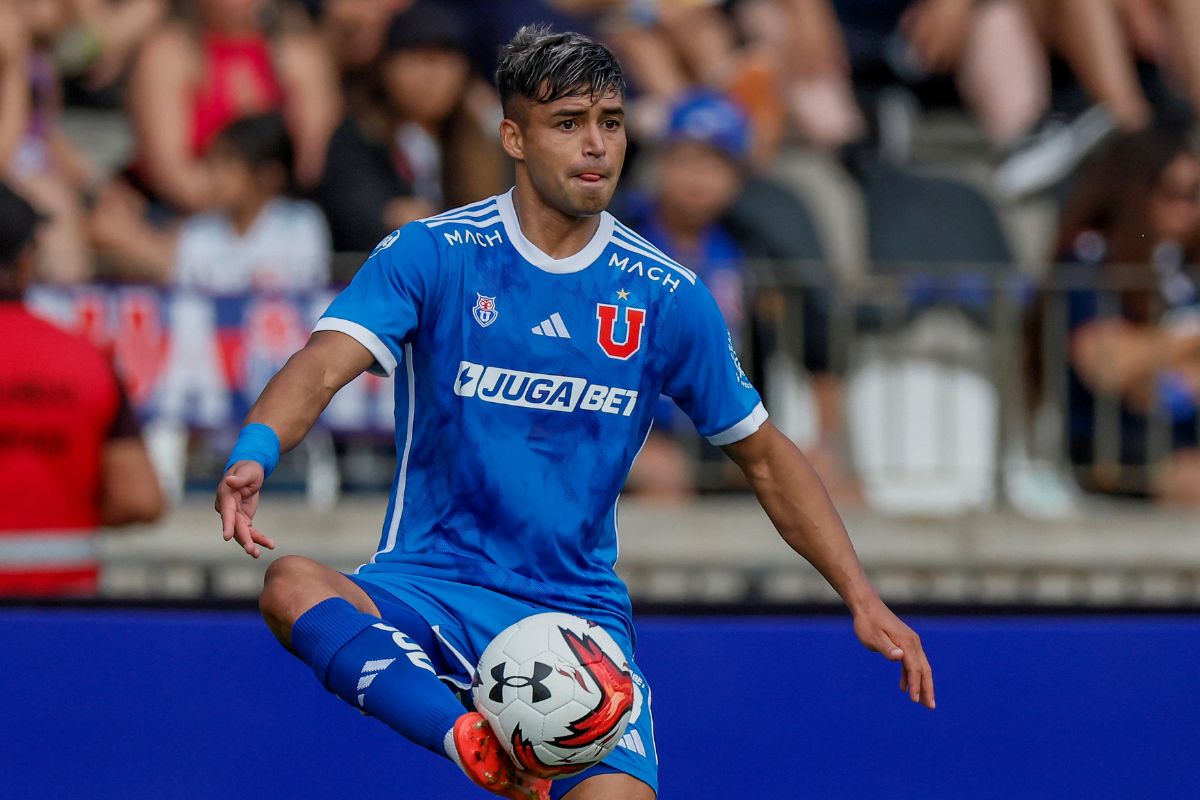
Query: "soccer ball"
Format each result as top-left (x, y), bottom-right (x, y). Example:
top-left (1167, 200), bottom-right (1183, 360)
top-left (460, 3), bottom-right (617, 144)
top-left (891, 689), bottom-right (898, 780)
top-left (472, 612), bottom-right (636, 779)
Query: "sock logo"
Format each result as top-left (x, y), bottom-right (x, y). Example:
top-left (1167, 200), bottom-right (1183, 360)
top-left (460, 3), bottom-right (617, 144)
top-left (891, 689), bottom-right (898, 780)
top-left (356, 657), bottom-right (396, 707)
top-left (355, 623), bottom-right (437, 707)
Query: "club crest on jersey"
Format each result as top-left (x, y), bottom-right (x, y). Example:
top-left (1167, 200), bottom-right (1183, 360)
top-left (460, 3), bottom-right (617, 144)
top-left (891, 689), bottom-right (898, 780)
top-left (473, 293), bottom-right (499, 328)
top-left (596, 303), bottom-right (646, 360)
top-left (370, 229), bottom-right (400, 257)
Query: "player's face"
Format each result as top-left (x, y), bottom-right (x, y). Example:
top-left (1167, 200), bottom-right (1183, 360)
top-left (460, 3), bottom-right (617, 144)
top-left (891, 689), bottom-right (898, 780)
top-left (507, 90), bottom-right (626, 218)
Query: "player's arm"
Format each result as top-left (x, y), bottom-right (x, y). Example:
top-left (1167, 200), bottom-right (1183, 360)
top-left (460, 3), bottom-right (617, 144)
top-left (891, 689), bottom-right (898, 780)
top-left (216, 220), bottom-right (434, 557)
top-left (216, 330), bottom-right (376, 558)
top-left (244, 330), bottom-right (375, 449)
top-left (722, 422), bottom-right (935, 710)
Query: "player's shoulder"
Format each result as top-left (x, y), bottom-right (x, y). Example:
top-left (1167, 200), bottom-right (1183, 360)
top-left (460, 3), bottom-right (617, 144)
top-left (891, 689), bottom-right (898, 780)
top-left (412, 195), bottom-right (506, 249)
top-left (361, 195), bottom-right (507, 276)
top-left (605, 217), bottom-right (706, 303)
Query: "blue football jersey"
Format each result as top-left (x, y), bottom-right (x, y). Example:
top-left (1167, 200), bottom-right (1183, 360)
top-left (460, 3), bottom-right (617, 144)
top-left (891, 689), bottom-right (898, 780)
top-left (314, 190), bottom-right (766, 636)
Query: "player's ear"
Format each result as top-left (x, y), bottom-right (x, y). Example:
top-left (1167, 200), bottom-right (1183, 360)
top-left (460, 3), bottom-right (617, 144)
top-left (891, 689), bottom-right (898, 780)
top-left (499, 117), bottom-right (525, 162)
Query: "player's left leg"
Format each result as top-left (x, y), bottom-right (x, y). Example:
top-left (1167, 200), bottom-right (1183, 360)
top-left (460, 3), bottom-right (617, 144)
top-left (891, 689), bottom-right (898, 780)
top-left (560, 773), bottom-right (655, 800)
top-left (548, 653), bottom-right (658, 800)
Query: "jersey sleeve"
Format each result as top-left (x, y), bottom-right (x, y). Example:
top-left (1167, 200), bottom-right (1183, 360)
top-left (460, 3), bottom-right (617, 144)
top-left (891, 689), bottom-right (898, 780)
top-left (661, 283), bottom-right (767, 445)
top-left (313, 222), bottom-right (437, 376)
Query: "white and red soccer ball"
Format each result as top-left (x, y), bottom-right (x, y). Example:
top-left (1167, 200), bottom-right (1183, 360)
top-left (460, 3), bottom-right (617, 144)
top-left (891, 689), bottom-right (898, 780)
top-left (472, 612), bottom-right (636, 779)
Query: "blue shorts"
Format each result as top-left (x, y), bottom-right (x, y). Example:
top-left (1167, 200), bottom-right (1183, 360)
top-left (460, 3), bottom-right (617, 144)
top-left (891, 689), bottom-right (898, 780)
top-left (347, 571), bottom-right (659, 798)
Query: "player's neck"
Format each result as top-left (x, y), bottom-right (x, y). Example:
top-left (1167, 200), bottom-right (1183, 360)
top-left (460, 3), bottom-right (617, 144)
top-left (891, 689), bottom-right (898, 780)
top-left (511, 183), bottom-right (602, 260)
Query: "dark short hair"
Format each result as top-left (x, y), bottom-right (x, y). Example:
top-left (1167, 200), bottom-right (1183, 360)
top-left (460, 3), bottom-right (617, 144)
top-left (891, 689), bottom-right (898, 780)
top-left (495, 24), bottom-right (625, 119)
top-left (210, 112), bottom-right (295, 183)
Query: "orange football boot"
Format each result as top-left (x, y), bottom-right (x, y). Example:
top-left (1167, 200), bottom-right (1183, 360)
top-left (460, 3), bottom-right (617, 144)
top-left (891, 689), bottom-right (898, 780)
top-left (452, 712), bottom-right (551, 800)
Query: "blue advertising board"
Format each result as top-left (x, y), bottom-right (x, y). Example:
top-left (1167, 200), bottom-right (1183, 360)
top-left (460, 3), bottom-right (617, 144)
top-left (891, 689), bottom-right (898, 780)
top-left (1, 610), bottom-right (1197, 799)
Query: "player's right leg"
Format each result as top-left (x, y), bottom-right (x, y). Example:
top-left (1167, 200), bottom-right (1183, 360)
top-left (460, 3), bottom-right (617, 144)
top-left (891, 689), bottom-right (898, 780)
top-left (258, 556), bottom-right (549, 800)
top-left (258, 555), bottom-right (466, 755)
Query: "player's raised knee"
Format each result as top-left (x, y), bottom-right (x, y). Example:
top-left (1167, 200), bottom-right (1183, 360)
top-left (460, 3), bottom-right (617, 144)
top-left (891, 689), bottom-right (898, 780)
top-left (259, 555), bottom-right (328, 629)
top-left (262, 554), bottom-right (323, 589)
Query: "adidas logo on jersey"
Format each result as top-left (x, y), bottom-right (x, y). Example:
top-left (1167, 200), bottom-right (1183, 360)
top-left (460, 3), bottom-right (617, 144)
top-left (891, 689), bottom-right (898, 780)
top-left (453, 361), bottom-right (638, 417)
top-left (531, 313), bottom-right (571, 338)
top-left (618, 730), bottom-right (647, 757)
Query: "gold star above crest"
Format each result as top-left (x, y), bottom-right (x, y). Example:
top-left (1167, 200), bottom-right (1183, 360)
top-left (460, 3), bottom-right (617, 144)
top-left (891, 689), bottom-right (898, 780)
top-left (616, 288), bottom-right (630, 301)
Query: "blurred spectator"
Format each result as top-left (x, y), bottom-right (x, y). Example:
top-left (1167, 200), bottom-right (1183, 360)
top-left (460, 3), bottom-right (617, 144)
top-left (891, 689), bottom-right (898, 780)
top-left (0, 181), bottom-right (163, 597)
top-left (301, 0), bottom-right (409, 122)
top-left (459, 0), bottom-right (599, 79)
top-left (621, 91), bottom-right (752, 499)
top-left (123, 0), bottom-right (340, 213)
top-left (622, 91), bottom-right (853, 499)
top-left (91, 112), bottom-right (330, 291)
top-left (740, 0), bottom-right (1075, 191)
top-left (0, 2), bottom-right (29, 175)
top-left (0, 0), bottom-right (99, 283)
top-left (315, 0), bottom-right (506, 252)
top-left (302, 0), bottom-right (409, 73)
top-left (56, 0), bottom-right (167, 103)
top-left (1023, 0), bottom-right (1200, 129)
top-left (596, 3), bottom-right (763, 151)
top-left (1023, 0), bottom-right (1152, 135)
top-left (1043, 127), bottom-right (1200, 504)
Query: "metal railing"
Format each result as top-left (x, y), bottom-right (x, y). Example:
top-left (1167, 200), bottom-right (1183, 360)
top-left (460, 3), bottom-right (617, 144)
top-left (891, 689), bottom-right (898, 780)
top-left (21, 262), bottom-right (1200, 510)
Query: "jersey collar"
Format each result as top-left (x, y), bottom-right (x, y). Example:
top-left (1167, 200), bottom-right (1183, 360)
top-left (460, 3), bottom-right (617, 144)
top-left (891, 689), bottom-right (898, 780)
top-left (497, 188), bottom-right (614, 274)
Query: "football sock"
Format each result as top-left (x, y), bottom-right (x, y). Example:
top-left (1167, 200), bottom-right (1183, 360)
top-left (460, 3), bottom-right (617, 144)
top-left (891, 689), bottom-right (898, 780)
top-left (290, 597), bottom-right (465, 756)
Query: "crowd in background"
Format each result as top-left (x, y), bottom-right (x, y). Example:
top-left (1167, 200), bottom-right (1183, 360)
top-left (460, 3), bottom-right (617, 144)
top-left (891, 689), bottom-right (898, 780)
top-left (3, 0), bottom-right (1200, 511)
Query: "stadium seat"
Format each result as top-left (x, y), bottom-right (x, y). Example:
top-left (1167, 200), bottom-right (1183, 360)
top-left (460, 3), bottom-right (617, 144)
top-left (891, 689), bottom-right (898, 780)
top-left (847, 313), bottom-right (999, 515)
top-left (847, 164), bottom-right (1013, 515)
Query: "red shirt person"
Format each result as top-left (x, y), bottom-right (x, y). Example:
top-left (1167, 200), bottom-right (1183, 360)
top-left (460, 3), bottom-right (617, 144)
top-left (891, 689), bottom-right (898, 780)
top-left (0, 183), bottom-right (164, 596)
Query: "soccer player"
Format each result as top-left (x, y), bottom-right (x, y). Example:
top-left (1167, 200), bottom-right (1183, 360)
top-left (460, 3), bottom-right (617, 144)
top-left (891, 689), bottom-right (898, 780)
top-left (215, 25), bottom-right (935, 800)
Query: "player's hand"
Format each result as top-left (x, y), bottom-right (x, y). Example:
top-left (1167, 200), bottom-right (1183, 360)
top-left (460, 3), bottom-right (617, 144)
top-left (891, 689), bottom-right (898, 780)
top-left (215, 461), bottom-right (275, 558)
top-left (853, 600), bottom-right (935, 710)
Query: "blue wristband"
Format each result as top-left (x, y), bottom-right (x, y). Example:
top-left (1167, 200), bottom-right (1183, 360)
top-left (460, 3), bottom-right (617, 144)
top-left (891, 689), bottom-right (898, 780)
top-left (225, 423), bottom-right (281, 478)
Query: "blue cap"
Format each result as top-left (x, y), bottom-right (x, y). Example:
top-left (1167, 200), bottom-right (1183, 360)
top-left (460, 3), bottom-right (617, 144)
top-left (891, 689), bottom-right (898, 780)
top-left (664, 90), bottom-right (751, 161)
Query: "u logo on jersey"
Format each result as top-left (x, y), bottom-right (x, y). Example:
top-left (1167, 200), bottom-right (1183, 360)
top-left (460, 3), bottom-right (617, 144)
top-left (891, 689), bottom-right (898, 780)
top-left (596, 303), bottom-right (647, 360)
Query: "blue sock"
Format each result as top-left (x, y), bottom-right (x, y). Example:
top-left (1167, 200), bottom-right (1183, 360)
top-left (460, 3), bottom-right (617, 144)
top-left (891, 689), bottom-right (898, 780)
top-left (290, 597), bottom-right (465, 756)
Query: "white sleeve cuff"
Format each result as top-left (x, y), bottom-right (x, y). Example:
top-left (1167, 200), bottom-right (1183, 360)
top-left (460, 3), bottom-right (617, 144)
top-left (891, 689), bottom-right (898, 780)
top-left (706, 402), bottom-right (769, 446)
top-left (312, 317), bottom-right (398, 376)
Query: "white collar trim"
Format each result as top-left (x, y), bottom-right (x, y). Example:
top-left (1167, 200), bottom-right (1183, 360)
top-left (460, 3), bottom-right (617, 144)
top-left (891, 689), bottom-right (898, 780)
top-left (497, 188), bottom-right (614, 274)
